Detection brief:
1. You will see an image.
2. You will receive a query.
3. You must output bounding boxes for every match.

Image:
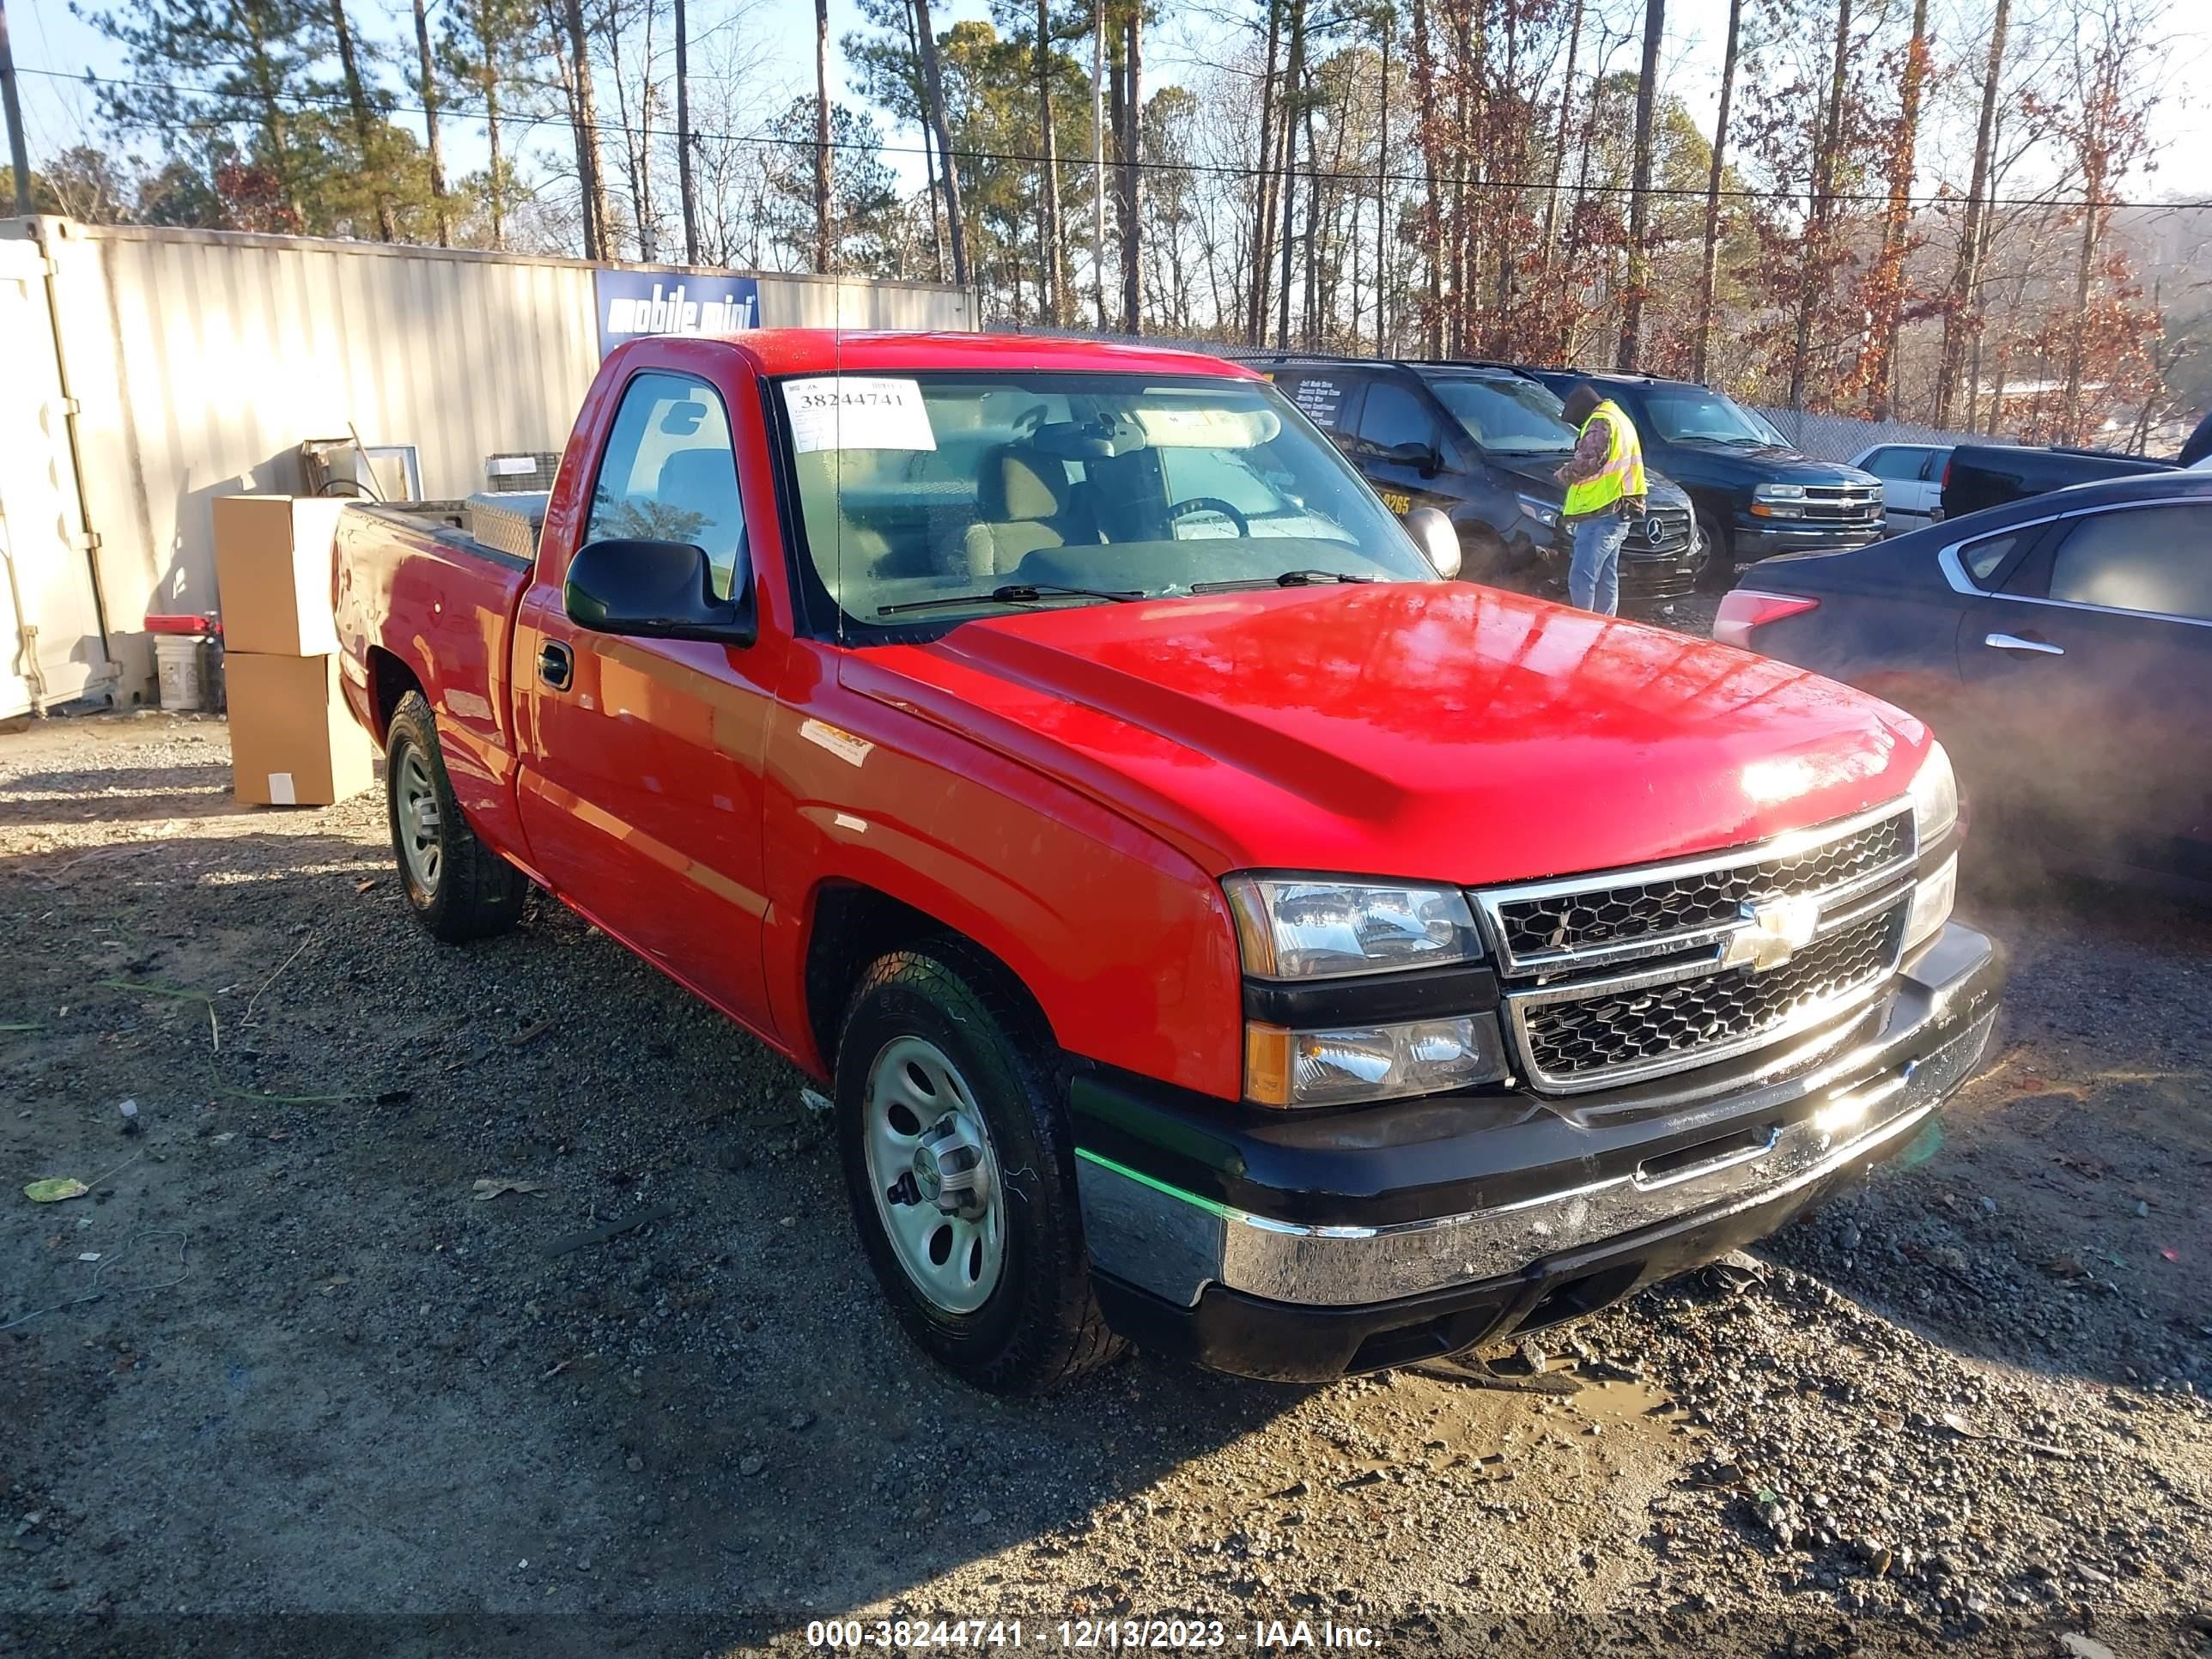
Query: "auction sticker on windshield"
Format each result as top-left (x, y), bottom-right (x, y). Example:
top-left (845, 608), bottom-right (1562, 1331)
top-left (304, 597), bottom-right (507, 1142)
top-left (783, 377), bottom-right (938, 453)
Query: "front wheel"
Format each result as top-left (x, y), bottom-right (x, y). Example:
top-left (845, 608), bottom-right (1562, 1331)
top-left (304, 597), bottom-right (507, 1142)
top-left (835, 943), bottom-right (1122, 1394)
top-left (1695, 511), bottom-right (1735, 591)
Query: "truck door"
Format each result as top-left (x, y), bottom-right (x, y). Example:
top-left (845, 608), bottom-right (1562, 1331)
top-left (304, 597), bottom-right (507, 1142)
top-left (1955, 499), bottom-right (2212, 881)
top-left (513, 364), bottom-right (779, 1032)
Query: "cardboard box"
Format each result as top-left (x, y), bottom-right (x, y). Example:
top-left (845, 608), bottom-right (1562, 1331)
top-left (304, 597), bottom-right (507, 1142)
top-left (226, 652), bottom-right (376, 807)
top-left (212, 495), bottom-right (349, 656)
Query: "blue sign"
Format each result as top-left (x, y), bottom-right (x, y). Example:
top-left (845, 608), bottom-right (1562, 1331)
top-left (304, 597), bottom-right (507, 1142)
top-left (594, 270), bottom-right (761, 356)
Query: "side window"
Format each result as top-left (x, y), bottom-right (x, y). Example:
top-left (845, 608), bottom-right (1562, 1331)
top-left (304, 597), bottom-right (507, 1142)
top-left (2044, 505), bottom-right (2212, 622)
top-left (585, 371), bottom-right (748, 600)
top-left (1863, 447), bottom-right (1923, 482)
top-left (1356, 380), bottom-right (1442, 456)
top-left (1964, 531), bottom-right (2026, 586)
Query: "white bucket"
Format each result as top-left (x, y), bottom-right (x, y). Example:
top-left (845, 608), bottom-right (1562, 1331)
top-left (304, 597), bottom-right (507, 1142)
top-left (154, 635), bottom-right (210, 711)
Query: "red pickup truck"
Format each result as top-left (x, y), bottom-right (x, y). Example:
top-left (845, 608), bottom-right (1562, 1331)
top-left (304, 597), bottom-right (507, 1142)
top-left (333, 331), bottom-right (2002, 1393)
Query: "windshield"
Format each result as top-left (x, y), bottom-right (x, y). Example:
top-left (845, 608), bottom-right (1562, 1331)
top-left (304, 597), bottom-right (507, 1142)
top-left (780, 372), bottom-right (1435, 629)
top-left (1644, 387), bottom-right (1788, 447)
top-left (1426, 375), bottom-right (1579, 455)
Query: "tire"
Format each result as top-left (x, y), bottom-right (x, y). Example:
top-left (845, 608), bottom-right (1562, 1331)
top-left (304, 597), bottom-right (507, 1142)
top-left (1695, 510), bottom-right (1735, 591)
top-left (834, 941), bottom-right (1123, 1394)
top-left (385, 690), bottom-right (528, 942)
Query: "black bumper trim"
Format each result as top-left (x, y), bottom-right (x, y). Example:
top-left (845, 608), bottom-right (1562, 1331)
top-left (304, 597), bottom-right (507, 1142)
top-left (1071, 923), bottom-right (2003, 1230)
top-left (1092, 1127), bottom-right (1918, 1382)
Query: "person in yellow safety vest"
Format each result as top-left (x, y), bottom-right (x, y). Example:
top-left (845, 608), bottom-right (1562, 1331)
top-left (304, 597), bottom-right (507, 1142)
top-left (1553, 383), bottom-right (1648, 616)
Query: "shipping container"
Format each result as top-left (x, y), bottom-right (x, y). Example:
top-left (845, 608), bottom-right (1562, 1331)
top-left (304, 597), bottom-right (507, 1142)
top-left (0, 216), bottom-right (976, 713)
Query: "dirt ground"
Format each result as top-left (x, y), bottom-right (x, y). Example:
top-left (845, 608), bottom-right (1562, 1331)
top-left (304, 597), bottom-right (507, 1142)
top-left (1, 710), bottom-right (2207, 1659)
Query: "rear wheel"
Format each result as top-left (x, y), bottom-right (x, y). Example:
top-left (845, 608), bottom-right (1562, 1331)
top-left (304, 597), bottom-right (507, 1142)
top-left (835, 942), bottom-right (1122, 1394)
top-left (385, 690), bottom-right (528, 942)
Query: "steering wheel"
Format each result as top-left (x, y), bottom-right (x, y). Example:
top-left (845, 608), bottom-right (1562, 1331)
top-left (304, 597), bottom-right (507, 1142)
top-left (1168, 496), bottom-right (1251, 537)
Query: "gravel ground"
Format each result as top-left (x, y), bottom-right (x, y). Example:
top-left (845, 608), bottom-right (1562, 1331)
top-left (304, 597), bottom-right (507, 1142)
top-left (1, 708), bottom-right (2207, 1659)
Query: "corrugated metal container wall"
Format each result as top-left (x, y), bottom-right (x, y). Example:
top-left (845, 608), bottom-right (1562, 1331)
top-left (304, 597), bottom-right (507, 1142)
top-left (7, 218), bottom-right (974, 699)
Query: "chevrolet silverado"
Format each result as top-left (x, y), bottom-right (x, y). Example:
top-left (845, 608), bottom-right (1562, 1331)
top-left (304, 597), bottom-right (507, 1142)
top-left (332, 331), bottom-right (2003, 1393)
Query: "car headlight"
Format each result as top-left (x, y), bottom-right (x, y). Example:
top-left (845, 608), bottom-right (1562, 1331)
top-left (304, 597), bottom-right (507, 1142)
top-left (1751, 483), bottom-right (1806, 520)
top-left (1244, 1016), bottom-right (1509, 1109)
top-left (1224, 876), bottom-right (1506, 1107)
top-left (1224, 877), bottom-right (1482, 978)
top-left (1515, 493), bottom-right (1560, 529)
top-left (1908, 741), bottom-right (1959, 847)
top-left (1904, 852), bottom-right (1956, 953)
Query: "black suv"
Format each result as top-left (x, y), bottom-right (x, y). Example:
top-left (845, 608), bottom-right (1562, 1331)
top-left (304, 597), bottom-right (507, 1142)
top-left (1259, 356), bottom-right (1702, 604)
top-left (1521, 369), bottom-right (1883, 583)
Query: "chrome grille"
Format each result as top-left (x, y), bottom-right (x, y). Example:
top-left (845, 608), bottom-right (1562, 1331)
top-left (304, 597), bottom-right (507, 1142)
top-left (1489, 810), bottom-right (1910, 973)
top-left (1801, 483), bottom-right (1884, 526)
top-left (1631, 505), bottom-right (1694, 556)
top-left (1515, 902), bottom-right (1905, 1087)
top-left (1475, 802), bottom-right (1920, 1093)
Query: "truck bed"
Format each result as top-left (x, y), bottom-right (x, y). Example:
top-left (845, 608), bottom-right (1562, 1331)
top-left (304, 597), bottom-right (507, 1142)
top-left (331, 497), bottom-right (541, 861)
top-left (1941, 443), bottom-right (2173, 520)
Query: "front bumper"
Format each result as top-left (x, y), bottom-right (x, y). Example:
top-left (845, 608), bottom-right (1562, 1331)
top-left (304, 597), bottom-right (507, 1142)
top-left (1073, 921), bottom-right (2002, 1382)
top-left (1729, 518), bottom-right (1884, 559)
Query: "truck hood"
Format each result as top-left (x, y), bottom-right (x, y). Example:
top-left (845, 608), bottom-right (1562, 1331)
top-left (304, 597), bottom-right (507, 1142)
top-left (1668, 441), bottom-right (1875, 486)
top-left (846, 584), bottom-right (1929, 885)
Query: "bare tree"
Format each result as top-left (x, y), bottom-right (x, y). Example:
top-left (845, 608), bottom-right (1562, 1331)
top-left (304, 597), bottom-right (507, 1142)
top-left (815, 0), bottom-right (831, 272)
top-left (1860, 0), bottom-right (1929, 416)
top-left (914, 0), bottom-right (968, 286)
top-left (1936, 0), bottom-right (2012, 426)
top-left (1036, 0), bottom-right (1067, 324)
top-left (1121, 6), bottom-right (1143, 333)
top-left (1616, 0), bottom-right (1664, 368)
top-left (411, 0), bottom-right (450, 246)
top-left (1788, 0), bottom-right (1856, 409)
top-left (676, 0), bottom-right (696, 263)
top-left (1688, 0), bottom-right (1740, 380)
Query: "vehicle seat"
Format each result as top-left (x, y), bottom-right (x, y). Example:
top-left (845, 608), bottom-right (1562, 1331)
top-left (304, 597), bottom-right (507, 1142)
top-left (963, 447), bottom-right (1097, 578)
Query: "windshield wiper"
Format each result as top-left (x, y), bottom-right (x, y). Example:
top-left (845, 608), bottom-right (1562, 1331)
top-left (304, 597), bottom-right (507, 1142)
top-left (877, 582), bottom-right (1143, 617)
top-left (1189, 568), bottom-right (1375, 594)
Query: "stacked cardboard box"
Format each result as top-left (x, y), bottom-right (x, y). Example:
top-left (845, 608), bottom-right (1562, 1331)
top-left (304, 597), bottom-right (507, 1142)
top-left (211, 495), bottom-right (376, 807)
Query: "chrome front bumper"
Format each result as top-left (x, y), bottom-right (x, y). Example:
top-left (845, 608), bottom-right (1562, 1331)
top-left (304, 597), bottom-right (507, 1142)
top-left (1076, 922), bottom-right (2000, 1313)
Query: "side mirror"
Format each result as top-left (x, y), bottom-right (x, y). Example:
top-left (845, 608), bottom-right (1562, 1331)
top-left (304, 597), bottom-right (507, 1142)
top-left (1386, 440), bottom-right (1442, 477)
top-left (1403, 507), bottom-right (1462, 580)
top-left (564, 538), bottom-right (757, 645)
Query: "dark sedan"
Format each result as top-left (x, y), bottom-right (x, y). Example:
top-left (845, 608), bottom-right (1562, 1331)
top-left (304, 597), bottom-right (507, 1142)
top-left (1715, 472), bottom-right (2212, 894)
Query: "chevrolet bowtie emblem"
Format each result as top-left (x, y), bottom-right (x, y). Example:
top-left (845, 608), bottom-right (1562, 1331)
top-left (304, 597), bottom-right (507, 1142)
top-left (1723, 895), bottom-right (1823, 973)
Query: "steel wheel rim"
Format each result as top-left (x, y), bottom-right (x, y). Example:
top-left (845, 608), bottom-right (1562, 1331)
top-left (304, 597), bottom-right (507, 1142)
top-left (396, 746), bottom-right (442, 895)
top-left (861, 1036), bottom-right (1007, 1316)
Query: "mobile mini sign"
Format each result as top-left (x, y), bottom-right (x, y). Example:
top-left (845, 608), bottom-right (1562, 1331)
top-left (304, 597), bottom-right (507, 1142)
top-left (594, 270), bottom-right (761, 356)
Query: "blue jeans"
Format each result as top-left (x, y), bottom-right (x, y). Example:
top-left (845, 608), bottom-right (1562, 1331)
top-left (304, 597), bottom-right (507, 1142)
top-left (1568, 513), bottom-right (1628, 615)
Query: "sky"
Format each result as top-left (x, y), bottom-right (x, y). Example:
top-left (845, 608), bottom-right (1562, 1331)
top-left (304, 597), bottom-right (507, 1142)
top-left (9, 0), bottom-right (2208, 216)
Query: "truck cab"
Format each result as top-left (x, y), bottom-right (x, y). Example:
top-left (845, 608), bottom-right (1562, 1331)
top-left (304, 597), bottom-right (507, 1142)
top-left (333, 331), bottom-right (2002, 1394)
top-left (1523, 370), bottom-right (1885, 582)
top-left (1261, 356), bottom-right (1702, 603)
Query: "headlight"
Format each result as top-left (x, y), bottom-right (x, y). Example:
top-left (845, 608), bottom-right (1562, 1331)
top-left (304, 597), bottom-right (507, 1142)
top-left (1904, 852), bottom-right (1956, 953)
top-left (1750, 483), bottom-right (1806, 520)
top-left (1909, 741), bottom-right (1959, 847)
top-left (1515, 493), bottom-right (1560, 529)
top-left (1244, 1016), bottom-right (1509, 1109)
top-left (1224, 877), bottom-right (1481, 979)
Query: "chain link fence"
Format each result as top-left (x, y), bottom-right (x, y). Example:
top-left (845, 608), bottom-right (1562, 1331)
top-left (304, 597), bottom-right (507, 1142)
top-left (982, 321), bottom-right (2002, 464)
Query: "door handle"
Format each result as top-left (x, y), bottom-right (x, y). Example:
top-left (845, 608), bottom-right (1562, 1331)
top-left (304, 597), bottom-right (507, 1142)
top-left (1984, 631), bottom-right (2063, 656)
top-left (538, 641), bottom-right (574, 690)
